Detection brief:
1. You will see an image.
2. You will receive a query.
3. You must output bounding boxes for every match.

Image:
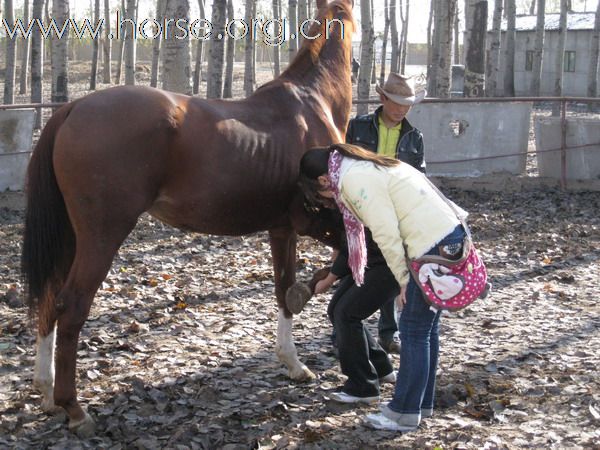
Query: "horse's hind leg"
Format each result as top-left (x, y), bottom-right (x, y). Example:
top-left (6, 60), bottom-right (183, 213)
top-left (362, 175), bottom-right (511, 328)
top-left (269, 227), bottom-right (316, 381)
top-left (52, 226), bottom-right (135, 437)
top-left (33, 310), bottom-right (58, 412)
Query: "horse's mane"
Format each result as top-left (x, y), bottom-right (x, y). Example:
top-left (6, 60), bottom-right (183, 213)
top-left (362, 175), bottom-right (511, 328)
top-left (281, 0), bottom-right (355, 77)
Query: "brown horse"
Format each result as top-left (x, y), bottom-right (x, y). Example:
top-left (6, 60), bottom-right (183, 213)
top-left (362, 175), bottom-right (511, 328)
top-left (21, 0), bottom-right (354, 436)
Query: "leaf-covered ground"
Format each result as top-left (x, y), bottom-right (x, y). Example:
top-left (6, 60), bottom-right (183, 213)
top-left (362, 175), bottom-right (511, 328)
top-left (1, 186), bottom-right (599, 449)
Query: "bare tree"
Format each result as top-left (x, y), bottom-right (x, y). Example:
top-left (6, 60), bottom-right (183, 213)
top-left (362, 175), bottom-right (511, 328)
top-left (51, 0), bottom-right (69, 103)
top-left (379, 0), bottom-right (390, 85)
top-left (587, 0), bottom-right (600, 99)
top-left (485, 0), bottom-right (502, 96)
top-left (530, 0), bottom-right (536, 14)
top-left (31, 0), bottom-right (44, 127)
top-left (116, 0), bottom-right (126, 84)
top-left (163, 0), bottom-right (192, 94)
top-left (124, 0), bottom-right (138, 85)
top-left (103, 0), bottom-right (112, 84)
top-left (3, 0), bottom-right (16, 104)
top-left (298, 0), bottom-right (308, 48)
top-left (193, 0), bottom-right (206, 94)
top-left (463, 0), bottom-right (488, 97)
top-left (503, 0), bottom-right (516, 96)
top-left (530, 0), bottom-right (546, 96)
top-left (390, 0), bottom-right (399, 73)
top-left (151, 0), bottom-right (167, 88)
top-left (288, 0), bottom-right (298, 63)
top-left (357, 0), bottom-right (375, 114)
top-left (206, 0), bottom-right (226, 98)
top-left (19, 0), bottom-right (30, 95)
top-left (272, 0), bottom-right (282, 77)
top-left (244, 0), bottom-right (256, 96)
top-left (453, 3), bottom-right (460, 64)
top-left (432, 0), bottom-right (456, 97)
top-left (222, 0), bottom-right (235, 98)
top-left (399, 0), bottom-right (409, 73)
top-left (552, 0), bottom-right (568, 113)
top-left (90, 0), bottom-right (101, 90)
top-left (427, 0), bottom-right (435, 91)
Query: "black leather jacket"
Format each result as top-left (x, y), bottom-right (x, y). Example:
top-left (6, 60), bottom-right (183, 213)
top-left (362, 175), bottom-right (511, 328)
top-left (345, 106), bottom-right (426, 173)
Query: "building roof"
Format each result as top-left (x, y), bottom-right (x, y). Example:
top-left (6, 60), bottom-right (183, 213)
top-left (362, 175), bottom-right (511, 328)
top-left (500, 12), bottom-right (597, 32)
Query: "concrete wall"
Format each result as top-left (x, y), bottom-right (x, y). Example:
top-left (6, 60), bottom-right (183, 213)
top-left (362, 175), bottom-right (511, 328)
top-left (407, 102), bottom-right (531, 177)
top-left (535, 117), bottom-right (600, 180)
top-left (494, 29), bottom-right (597, 97)
top-left (0, 109), bottom-right (35, 191)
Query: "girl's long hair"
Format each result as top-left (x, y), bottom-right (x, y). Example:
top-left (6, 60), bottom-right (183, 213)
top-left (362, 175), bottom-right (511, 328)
top-left (298, 143), bottom-right (401, 206)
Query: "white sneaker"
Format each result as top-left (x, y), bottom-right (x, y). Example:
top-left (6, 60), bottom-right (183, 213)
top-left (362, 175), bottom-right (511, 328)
top-left (328, 391), bottom-right (379, 404)
top-left (379, 371), bottom-right (397, 385)
top-left (365, 413), bottom-right (418, 432)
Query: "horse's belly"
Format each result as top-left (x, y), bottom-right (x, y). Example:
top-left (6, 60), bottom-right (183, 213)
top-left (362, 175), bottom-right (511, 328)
top-left (148, 193), bottom-right (289, 235)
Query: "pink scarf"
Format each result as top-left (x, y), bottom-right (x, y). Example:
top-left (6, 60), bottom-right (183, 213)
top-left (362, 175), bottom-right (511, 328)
top-left (328, 151), bottom-right (367, 286)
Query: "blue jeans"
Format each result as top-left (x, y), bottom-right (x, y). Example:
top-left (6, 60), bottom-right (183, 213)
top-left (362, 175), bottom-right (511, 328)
top-left (388, 224), bottom-right (465, 416)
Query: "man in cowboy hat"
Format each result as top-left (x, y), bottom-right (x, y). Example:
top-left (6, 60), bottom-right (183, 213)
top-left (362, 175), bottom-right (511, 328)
top-left (314, 73), bottom-right (427, 357)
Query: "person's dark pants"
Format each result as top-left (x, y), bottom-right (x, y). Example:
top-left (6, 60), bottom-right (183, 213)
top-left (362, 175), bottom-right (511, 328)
top-left (378, 297), bottom-right (398, 344)
top-left (328, 265), bottom-right (399, 397)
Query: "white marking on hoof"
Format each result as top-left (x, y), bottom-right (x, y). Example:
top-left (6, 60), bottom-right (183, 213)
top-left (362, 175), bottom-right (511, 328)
top-left (275, 309), bottom-right (315, 380)
top-left (34, 329), bottom-right (56, 411)
top-left (69, 411), bottom-right (96, 438)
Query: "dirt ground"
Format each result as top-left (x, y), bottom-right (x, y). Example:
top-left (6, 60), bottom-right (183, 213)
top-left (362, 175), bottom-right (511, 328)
top-left (1, 183), bottom-right (599, 449)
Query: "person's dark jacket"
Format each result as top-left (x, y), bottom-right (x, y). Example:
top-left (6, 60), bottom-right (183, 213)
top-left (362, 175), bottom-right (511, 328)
top-left (330, 106), bottom-right (426, 279)
top-left (345, 106), bottom-right (426, 173)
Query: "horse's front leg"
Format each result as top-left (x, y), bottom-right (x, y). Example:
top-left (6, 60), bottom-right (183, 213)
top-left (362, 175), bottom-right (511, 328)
top-left (268, 227), bottom-right (316, 381)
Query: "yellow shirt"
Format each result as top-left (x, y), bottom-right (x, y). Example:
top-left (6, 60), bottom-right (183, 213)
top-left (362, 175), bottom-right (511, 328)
top-left (377, 116), bottom-right (402, 158)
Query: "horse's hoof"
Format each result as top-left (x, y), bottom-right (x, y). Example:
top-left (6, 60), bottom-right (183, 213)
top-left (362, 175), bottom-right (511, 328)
top-left (290, 365), bottom-right (316, 381)
top-left (285, 282), bottom-right (312, 315)
top-left (69, 412), bottom-right (96, 438)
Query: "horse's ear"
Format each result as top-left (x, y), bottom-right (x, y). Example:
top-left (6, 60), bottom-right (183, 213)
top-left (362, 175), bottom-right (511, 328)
top-left (316, 0), bottom-right (328, 9)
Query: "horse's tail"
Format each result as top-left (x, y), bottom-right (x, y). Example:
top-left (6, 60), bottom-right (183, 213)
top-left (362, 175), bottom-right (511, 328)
top-left (22, 103), bottom-right (76, 318)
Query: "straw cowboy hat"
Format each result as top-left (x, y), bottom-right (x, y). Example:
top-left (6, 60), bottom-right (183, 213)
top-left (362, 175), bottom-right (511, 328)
top-left (375, 73), bottom-right (427, 106)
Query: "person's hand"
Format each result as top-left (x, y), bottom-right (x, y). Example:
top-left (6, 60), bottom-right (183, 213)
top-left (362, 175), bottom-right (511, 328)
top-left (314, 272), bottom-right (338, 295)
top-left (396, 284), bottom-right (408, 309)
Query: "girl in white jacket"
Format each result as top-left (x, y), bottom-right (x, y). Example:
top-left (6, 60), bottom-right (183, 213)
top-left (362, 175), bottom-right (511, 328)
top-left (299, 143), bottom-right (467, 432)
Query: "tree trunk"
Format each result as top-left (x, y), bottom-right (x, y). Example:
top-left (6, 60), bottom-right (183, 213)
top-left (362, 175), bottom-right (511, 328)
top-left (206, 0), bottom-right (227, 98)
top-left (18, 0), bottom-right (30, 95)
top-left (244, 0), bottom-right (256, 96)
top-left (357, 0), bottom-right (375, 115)
top-left (587, 0), bottom-right (600, 99)
top-left (124, 0), bottom-right (138, 85)
top-left (400, 0), bottom-right (409, 73)
top-left (151, 0), bottom-right (167, 88)
top-left (434, 0), bottom-right (456, 97)
top-left (222, 0), bottom-right (235, 98)
top-left (51, 0), bottom-right (69, 103)
top-left (272, 0), bottom-right (281, 77)
top-left (103, 0), bottom-right (112, 83)
top-left (379, 0), bottom-right (390, 85)
top-left (485, 0), bottom-right (502, 96)
top-left (530, 0), bottom-right (536, 14)
top-left (3, 0), bottom-right (16, 104)
top-left (288, 0), bottom-right (298, 63)
top-left (31, 0), bottom-right (44, 127)
top-left (116, 0), bottom-right (126, 84)
top-left (390, 0), bottom-right (398, 73)
top-left (90, 0), bottom-right (101, 90)
top-left (553, 0), bottom-right (568, 114)
top-left (503, 0), bottom-right (516, 97)
top-left (463, 0), bottom-right (488, 97)
top-left (427, 0), bottom-right (436, 94)
top-left (530, 0), bottom-right (546, 96)
top-left (298, 0), bottom-right (308, 48)
top-left (193, 0), bottom-right (206, 94)
top-left (454, 4), bottom-right (460, 64)
top-left (163, 0), bottom-right (192, 94)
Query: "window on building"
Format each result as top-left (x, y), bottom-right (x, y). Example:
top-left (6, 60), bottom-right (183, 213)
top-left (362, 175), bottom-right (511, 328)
top-left (564, 51), bottom-right (576, 72)
top-left (525, 51), bottom-right (534, 71)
